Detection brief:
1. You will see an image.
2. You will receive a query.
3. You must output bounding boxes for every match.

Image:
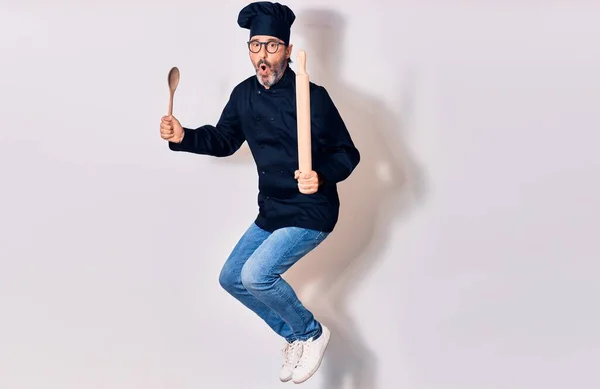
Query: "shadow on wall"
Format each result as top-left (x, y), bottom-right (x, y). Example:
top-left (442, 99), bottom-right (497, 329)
top-left (218, 7), bottom-right (427, 389)
top-left (283, 8), bottom-right (427, 389)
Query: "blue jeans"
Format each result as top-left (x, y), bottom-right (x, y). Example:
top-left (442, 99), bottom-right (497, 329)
top-left (219, 222), bottom-right (329, 342)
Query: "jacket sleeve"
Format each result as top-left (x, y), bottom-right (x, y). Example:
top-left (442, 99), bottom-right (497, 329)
top-left (168, 89), bottom-right (245, 157)
top-left (311, 86), bottom-right (360, 184)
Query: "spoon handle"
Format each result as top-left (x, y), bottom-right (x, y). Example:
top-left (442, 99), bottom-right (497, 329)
top-left (168, 91), bottom-right (174, 117)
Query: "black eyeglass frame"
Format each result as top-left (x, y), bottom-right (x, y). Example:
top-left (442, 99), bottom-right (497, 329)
top-left (247, 39), bottom-right (288, 54)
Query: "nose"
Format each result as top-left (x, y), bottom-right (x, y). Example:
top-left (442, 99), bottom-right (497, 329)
top-left (259, 45), bottom-right (268, 58)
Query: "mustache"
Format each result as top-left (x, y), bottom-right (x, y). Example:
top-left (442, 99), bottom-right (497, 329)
top-left (257, 59), bottom-right (272, 68)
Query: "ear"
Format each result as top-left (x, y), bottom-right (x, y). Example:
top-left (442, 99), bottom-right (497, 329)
top-left (286, 43), bottom-right (293, 60)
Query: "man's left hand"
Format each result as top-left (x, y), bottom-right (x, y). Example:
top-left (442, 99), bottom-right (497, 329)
top-left (295, 170), bottom-right (320, 194)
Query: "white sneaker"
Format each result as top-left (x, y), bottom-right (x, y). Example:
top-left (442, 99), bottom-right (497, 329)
top-left (279, 340), bottom-right (303, 382)
top-left (292, 325), bottom-right (331, 384)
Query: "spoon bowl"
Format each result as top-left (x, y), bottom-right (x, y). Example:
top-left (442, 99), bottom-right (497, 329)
top-left (167, 66), bottom-right (180, 116)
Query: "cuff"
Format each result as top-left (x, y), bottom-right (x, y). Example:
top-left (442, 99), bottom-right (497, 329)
top-left (168, 128), bottom-right (191, 151)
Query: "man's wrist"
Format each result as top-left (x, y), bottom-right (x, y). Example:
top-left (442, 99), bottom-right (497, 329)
top-left (316, 171), bottom-right (325, 186)
top-left (173, 131), bottom-right (184, 144)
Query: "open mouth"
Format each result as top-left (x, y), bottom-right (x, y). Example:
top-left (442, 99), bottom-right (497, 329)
top-left (258, 61), bottom-right (271, 73)
top-left (258, 64), bottom-right (271, 76)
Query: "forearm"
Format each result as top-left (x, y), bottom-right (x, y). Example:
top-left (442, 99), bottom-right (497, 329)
top-left (168, 88), bottom-right (244, 157)
top-left (168, 125), bottom-right (244, 157)
top-left (315, 145), bottom-right (360, 184)
top-left (311, 87), bottom-right (360, 184)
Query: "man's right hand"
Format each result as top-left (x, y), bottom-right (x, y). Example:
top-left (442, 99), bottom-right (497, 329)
top-left (160, 115), bottom-right (184, 143)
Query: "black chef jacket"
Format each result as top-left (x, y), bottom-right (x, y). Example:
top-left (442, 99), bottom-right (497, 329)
top-left (168, 65), bottom-right (360, 233)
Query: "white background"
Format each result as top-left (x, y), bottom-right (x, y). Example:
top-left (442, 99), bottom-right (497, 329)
top-left (1, 1), bottom-right (599, 388)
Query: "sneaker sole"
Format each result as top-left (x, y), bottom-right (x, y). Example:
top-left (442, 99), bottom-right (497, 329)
top-left (292, 328), bottom-right (331, 384)
top-left (280, 375), bottom-right (292, 383)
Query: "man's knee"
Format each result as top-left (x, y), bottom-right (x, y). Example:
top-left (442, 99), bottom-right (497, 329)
top-left (219, 264), bottom-right (240, 294)
top-left (240, 260), bottom-right (276, 292)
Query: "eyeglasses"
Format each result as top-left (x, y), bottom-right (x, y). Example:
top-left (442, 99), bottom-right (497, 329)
top-left (247, 40), bottom-right (286, 54)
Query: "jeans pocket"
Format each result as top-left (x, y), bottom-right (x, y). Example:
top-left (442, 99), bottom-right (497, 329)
top-left (314, 231), bottom-right (329, 246)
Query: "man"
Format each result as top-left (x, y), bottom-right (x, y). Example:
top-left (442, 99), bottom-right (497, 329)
top-left (159, 1), bottom-right (360, 384)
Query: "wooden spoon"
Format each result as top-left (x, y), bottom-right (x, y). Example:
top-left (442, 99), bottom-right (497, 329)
top-left (167, 67), bottom-right (180, 116)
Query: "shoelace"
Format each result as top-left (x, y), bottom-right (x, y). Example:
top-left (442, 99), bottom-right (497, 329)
top-left (282, 341), bottom-right (303, 366)
top-left (296, 338), bottom-right (314, 368)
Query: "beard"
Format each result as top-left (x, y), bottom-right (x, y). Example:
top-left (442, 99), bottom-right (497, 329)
top-left (254, 57), bottom-right (286, 87)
